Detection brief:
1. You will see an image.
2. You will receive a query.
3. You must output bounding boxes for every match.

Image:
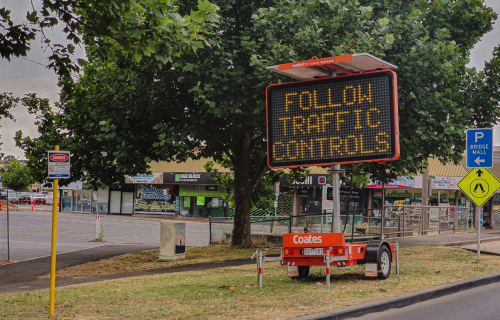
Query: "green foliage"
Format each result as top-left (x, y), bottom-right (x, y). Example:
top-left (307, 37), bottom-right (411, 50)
top-left (15, 0), bottom-right (500, 246)
top-left (1, 0), bottom-right (219, 78)
top-left (1, 159), bottom-right (34, 191)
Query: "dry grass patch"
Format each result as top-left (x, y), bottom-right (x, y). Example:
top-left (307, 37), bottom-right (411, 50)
top-left (39, 245), bottom-right (280, 279)
top-left (4, 246), bottom-right (500, 320)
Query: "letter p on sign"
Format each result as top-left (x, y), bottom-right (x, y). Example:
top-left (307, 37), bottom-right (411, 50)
top-left (475, 132), bottom-right (484, 143)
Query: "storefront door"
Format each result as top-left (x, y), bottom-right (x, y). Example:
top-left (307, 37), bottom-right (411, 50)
top-left (110, 191), bottom-right (121, 214)
top-left (121, 192), bottom-right (134, 215)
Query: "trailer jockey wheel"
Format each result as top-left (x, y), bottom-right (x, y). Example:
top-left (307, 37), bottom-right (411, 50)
top-left (377, 246), bottom-right (391, 280)
top-left (291, 266), bottom-right (310, 279)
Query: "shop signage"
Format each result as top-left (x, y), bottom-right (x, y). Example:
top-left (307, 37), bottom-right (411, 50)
top-left (125, 173), bottom-right (163, 184)
top-left (414, 176), bottom-right (462, 190)
top-left (280, 174), bottom-right (332, 187)
top-left (139, 187), bottom-right (170, 200)
top-left (322, 186), bottom-right (334, 211)
top-left (266, 70), bottom-right (399, 168)
top-left (457, 168), bottom-right (500, 207)
top-left (48, 150), bottom-right (70, 179)
top-left (179, 190), bottom-right (227, 197)
top-left (385, 189), bottom-right (455, 199)
top-left (163, 172), bottom-right (220, 184)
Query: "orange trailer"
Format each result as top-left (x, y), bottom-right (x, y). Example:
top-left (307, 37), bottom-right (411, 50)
top-left (281, 233), bottom-right (399, 280)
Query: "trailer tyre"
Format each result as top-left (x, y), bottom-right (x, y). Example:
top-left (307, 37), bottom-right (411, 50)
top-left (377, 246), bottom-right (391, 280)
top-left (291, 266), bottom-right (310, 279)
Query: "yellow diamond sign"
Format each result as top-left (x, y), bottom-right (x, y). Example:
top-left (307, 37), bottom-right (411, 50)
top-left (457, 168), bottom-right (500, 207)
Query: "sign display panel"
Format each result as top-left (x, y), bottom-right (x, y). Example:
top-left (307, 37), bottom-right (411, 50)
top-left (48, 151), bottom-right (71, 179)
top-left (266, 70), bottom-right (399, 168)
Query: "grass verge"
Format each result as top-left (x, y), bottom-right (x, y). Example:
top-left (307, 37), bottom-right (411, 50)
top-left (3, 246), bottom-right (500, 320)
top-left (39, 245), bottom-right (280, 279)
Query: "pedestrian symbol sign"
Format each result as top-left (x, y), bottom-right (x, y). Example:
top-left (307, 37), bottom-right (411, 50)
top-left (457, 168), bottom-right (500, 207)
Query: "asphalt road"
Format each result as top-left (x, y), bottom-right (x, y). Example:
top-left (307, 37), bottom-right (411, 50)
top-left (350, 281), bottom-right (500, 320)
top-left (7, 210), bottom-right (209, 261)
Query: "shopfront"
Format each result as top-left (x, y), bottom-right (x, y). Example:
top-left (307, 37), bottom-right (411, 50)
top-left (59, 181), bottom-right (110, 214)
top-left (125, 172), bottom-right (229, 217)
top-left (279, 173), bottom-right (364, 215)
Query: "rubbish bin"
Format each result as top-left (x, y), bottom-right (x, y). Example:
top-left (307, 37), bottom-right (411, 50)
top-left (159, 221), bottom-right (186, 261)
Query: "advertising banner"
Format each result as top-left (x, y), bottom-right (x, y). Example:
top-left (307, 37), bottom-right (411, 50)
top-left (125, 173), bottom-right (163, 184)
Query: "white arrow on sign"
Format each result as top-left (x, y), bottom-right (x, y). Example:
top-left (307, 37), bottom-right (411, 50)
top-left (475, 157), bottom-right (486, 165)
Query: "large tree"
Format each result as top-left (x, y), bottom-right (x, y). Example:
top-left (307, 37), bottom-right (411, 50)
top-left (17, 0), bottom-right (500, 247)
top-left (1, 0), bottom-right (219, 77)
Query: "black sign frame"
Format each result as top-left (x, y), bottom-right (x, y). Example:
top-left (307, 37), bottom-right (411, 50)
top-left (266, 70), bottom-right (399, 168)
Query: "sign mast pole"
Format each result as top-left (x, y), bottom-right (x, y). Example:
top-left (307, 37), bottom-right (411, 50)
top-left (49, 145), bottom-right (59, 318)
top-left (328, 69), bottom-right (342, 233)
top-left (477, 205), bottom-right (481, 263)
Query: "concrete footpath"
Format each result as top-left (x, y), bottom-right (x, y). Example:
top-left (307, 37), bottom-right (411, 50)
top-left (1, 229), bottom-right (500, 296)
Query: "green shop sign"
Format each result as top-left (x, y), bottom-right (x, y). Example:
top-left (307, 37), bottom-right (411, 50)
top-left (179, 190), bottom-right (227, 197)
top-left (385, 189), bottom-right (455, 199)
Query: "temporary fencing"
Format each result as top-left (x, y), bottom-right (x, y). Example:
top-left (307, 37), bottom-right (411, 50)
top-left (209, 205), bottom-right (473, 244)
top-left (0, 200), bottom-right (10, 262)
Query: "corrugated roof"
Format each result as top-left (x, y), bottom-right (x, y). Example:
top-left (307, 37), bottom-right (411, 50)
top-left (148, 158), bottom-right (232, 173)
top-left (148, 158), bottom-right (465, 177)
top-left (416, 158), bottom-right (467, 177)
top-left (148, 158), bottom-right (330, 174)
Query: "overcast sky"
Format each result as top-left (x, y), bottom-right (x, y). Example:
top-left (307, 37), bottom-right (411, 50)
top-left (1, 0), bottom-right (500, 160)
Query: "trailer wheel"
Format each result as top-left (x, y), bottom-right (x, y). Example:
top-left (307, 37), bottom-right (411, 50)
top-left (291, 266), bottom-right (310, 279)
top-left (377, 246), bottom-right (391, 280)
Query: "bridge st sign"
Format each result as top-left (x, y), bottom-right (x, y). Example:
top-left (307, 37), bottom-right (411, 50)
top-left (466, 128), bottom-right (492, 168)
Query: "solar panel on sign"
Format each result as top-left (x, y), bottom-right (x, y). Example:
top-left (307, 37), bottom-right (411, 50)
top-left (266, 70), bottom-right (399, 168)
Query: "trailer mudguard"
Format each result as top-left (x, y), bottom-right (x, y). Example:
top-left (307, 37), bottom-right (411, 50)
top-left (364, 240), bottom-right (392, 263)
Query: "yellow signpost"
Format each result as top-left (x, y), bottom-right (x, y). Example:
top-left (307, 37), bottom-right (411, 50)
top-left (457, 168), bottom-right (500, 207)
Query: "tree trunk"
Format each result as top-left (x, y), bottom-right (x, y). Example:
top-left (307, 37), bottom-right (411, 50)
top-left (231, 133), bottom-right (253, 248)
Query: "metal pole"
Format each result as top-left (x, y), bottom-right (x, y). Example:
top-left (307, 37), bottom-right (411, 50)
top-left (396, 243), bottom-right (400, 275)
top-left (7, 192), bottom-right (9, 261)
top-left (438, 205), bottom-right (441, 234)
top-left (326, 251), bottom-right (331, 291)
top-left (258, 251), bottom-right (263, 290)
top-left (403, 212), bottom-right (405, 237)
top-left (209, 215), bottom-right (212, 245)
top-left (321, 213), bottom-right (324, 233)
top-left (477, 205), bottom-right (481, 264)
top-left (332, 164), bottom-right (341, 233)
top-left (49, 145), bottom-right (60, 318)
top-left (381, 183), bottom-right (385, 239)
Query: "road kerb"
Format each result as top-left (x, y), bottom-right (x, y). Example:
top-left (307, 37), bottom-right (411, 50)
top-left (444, 236), bottom-right (500, 247)
top-left (294, 272), bottom-right (500, 320)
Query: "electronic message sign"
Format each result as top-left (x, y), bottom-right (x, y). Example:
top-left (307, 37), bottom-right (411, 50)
top-left (266, 70), bottom-right (399, 168)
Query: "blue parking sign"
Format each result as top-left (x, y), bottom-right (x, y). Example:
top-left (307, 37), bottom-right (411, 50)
top-left (466, 128), bottom-right (493, 168)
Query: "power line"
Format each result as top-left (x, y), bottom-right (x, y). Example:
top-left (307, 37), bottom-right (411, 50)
top-left (19, 57), bottom-right (48, 67)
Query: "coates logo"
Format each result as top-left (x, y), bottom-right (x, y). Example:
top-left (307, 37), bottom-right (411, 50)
top-left (293, 234), bottom-right (322, 244)
top-left (50, 154), bottom-right (69, 162)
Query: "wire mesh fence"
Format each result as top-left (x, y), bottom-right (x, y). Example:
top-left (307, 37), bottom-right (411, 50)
top-left (209, 205), bottom-right (473, 244)
top-left (0, 201), bottom-right (10, 262)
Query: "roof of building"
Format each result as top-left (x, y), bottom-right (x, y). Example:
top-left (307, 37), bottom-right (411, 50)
top-left (148, 157), bottom-right (465, 177)
top-left (415, 158), bottom-right (467, 177)
top-left (149, 158), bottom-right (331, 174)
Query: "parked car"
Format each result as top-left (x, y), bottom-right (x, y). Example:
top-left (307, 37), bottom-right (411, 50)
top-left (8, 194), bottom-right (18, 204)
top-left (17, 192), bottom-right (32, 203)
top-left (30, 194), bottom-right (46, 205)
top-left (0, 189), bottom-right (14, 199)
top-left (45, 194), bottom-right (54, 205)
